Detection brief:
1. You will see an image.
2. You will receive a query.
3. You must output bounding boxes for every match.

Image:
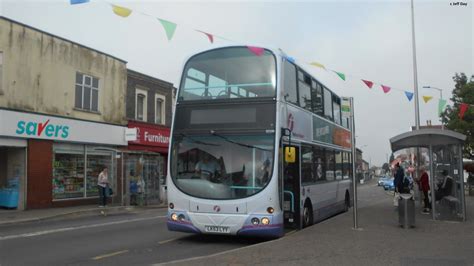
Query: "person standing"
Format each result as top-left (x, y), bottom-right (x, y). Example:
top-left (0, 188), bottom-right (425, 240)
top-left (419, 167), bottom-right (431, 214)
top-left (394, 163), bottom-right (405, 193)
top-left (98, 167), bottom-right (109, 207)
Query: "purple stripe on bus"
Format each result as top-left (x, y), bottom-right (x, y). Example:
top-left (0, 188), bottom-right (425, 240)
top-left (167, 220), bottom-right (201, 234)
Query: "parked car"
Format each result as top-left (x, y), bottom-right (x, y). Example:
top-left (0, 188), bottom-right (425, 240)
top-left (382, 177), bottom-right (395, 191)
top-left (378, 176), bottom-right (388, 186)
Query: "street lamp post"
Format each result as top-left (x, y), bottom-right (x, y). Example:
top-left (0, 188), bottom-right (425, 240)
top-left (411, 0), bottom-right (420, 130)
top-left (422, 85), bottom-right (444, 129)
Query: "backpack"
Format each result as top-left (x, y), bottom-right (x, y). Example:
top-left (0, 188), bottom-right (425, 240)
top-left (402, 176), bottom-right (411, 193)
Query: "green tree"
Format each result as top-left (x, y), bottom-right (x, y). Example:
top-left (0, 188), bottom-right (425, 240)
top-left (441, 73), bottom-right (474, 159)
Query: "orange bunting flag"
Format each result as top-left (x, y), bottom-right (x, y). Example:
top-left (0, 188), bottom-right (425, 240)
top-left (196, 30), bottom-right (214, 43)
top-left (381, 85), bottom-right (391, 94)
top-left (459, 103), bottom-right (469, 120)
top-left (362, 79), bottom-right (373, 89)
top-left (310, 62), bottom-right (326, 70)
top-left (422, 96), bottom-right (433, 103)
top-left (112, 5), bottom-right (132, 17)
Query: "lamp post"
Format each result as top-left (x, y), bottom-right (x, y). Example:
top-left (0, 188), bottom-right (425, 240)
top-left (411, 0), bottom-right (420, 130)
top-left (422, 85), bottom-right (444, 129)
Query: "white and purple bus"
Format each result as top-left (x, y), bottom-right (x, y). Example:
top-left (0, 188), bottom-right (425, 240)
top-left (167, 46), bottom-right (353, 238)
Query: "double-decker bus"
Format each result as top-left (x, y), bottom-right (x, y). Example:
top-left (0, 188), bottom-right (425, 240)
top-left (167, 46), bottom-right (353, 238)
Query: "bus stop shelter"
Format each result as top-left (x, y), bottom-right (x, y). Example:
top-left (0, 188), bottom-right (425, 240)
top-left (390, 128), bottom-right (467, 221)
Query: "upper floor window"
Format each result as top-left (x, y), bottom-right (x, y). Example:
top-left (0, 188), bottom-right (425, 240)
top-left (298, 70), bottom-right (312, 112)
top-left (75, 72), bottom-right (99, 112)
top-left (283, 60), bottom-right (298, 105)
top-left (136, 88), bottom-right (148, 121)
top-left (323, 87), bottom-right (333, 121)
top-left (155, 94), bottom-right (166, 124)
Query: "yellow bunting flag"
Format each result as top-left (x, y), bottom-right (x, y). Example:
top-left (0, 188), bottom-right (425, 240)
top-left (112, 5), bottom-right (132, 18)
top-left (422, 96), bottom-right (433, 103)
top-left (310, 62), bottom-right (326, 70)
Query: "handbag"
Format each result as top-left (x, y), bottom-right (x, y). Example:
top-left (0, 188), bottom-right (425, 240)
top-left (106, 187), bottom-right (113, 197)
top-left (393, 192), bottom-right (400, 207)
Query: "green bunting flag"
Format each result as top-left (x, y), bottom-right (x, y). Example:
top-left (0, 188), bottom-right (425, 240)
top-left (334, 71), bottom-right (346, 81)
top-left (158, 19), bottom-right (177, 41)
top-left (438, 99), bottom-right (447, 115)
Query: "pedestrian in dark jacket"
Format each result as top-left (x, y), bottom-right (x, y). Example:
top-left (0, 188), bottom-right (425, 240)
top-left (419, 167), bottom-right (430, 213)
top-left (394, 163), bottom-right (405, 193)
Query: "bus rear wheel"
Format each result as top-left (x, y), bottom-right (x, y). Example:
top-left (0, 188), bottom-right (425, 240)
top-left (303, 202), bottom-right (313, 228)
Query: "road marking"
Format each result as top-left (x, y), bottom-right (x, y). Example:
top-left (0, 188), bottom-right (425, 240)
top-left (158, 237), bottom-right (181, 245)
top-left (92, 250), bottom-right (129, 260)
top-left (0, 215), bottom-right (166, 241)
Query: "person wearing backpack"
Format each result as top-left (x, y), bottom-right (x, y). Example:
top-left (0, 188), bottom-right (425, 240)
top-left (394, 163), bottom-right (405, 193)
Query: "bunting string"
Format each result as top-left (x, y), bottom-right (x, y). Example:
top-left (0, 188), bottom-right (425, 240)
top-left (69, 0), bottom-right (472, 120)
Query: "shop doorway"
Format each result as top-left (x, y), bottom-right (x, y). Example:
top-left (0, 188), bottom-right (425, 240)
top-left (0, 147), bottom-right (26, 210)
top-left (125, 153), bottom-right (165, 206)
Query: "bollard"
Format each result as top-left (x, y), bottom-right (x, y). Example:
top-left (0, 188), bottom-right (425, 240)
top-left (398, 194), bottom-right (415, 228)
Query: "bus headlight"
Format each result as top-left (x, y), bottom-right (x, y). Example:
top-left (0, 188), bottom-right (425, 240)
top-left (261, 217), bottom-right (270, 225)
top-left (267, 207), bottom-right (274, 214)
top-left (251, 217), bottom-right (260, 225)
top-left (169, 203), bottom-right (174, 209)
top-left (171, 213), bottom-right (178, 221)
top-left (178, 214), bottom-right (186, 221)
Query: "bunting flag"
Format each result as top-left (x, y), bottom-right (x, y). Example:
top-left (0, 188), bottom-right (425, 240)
top-left (459, 103), bottom-right (469, 120)
top-left (310, 61), bottom-right (326, 70)
top-left (158, 19), bottom-right (177, 41)
top-left (284, 56), bottom-right (295, 63)
top-left (362, 79), bottom-right (373, 89)
top-left (247, 46), bottom-right (265, 56)
top-left (334, 71), bottom-right (346, 81)
top-left (423, 96), bottom-right (433, 103)
top-left (70, 0), bottom-right (89, 4)
top-left (405, 91), bottom-right (414, 101)
top-left (438, 99), bottom-right (447, 115)
top-left (112, 5), bottom-right (132, 17)
top-left (381, 85), bottom-right (391, 94)
top-left (196, 30), bottom-right (214, 43)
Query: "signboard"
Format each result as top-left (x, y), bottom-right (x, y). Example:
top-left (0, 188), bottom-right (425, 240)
top-left (125, 127), bottom-right (138, 141)
top-left (286, 105), bottom-right (313, 142)
top-left (128, 121), bottom-right (170, 148)
top-left (313, 115), bottom-right (351, 149)
top-left (0, 109), bottom-right (127, 145)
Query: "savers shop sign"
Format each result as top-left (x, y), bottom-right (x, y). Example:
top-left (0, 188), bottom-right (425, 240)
top-left (16, 120), bottom-right (70, 139)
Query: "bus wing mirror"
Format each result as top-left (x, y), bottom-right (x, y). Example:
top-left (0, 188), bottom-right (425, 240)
top-left (281, 128), bottom-right (291, 137)
top-left (284, 147), bottom-right (296, 163)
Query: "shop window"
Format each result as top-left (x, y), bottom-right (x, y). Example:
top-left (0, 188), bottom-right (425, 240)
top-left (283, 60), bottom-right (298, 105)
top-left (136, 88), bottom-right (148, 121)
top-left (75, 72), bottom-right (99, 112)
top-left (0, 147), bottom-right (26, 209)
top-left (53, 146), bottom-right (85, 200)
top-left (52, 144), bottom-right (114, 200)
top-left (155, 94), bottom-right (165, 125)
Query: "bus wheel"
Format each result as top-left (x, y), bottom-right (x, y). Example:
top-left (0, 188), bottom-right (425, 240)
top-left (303, 201), bottom-right (313, 228)
top-left (344, 192), bottom-right (350, 212)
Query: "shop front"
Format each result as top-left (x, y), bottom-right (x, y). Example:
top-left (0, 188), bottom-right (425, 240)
top-left (126, 121), bottom-right (170, 206)
top-left (0, 109), bottom-right (127, 209)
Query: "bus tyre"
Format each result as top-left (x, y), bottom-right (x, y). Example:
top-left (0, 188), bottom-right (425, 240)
top-left (303, 202), bottom-right (313, 228)
top-left (344, 192), bottom-right (350, 212)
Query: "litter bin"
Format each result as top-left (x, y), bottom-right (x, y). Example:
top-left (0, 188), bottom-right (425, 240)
top-left (398, 193), bottom-right (415, 228)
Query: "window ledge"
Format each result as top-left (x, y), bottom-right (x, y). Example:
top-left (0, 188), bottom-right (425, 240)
top-left (73, 107), bottom-right (101, 115)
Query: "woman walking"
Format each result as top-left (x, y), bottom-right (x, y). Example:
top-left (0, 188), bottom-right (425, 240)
top-left (98, 167), bottom-right (109, 207)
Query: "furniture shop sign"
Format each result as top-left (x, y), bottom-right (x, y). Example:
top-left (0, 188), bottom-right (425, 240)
top-left (0, 109), bottom-right (127, 145)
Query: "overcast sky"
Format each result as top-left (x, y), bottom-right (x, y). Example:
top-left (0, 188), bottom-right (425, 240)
top-left (1, 0), bottom-right (472, 166)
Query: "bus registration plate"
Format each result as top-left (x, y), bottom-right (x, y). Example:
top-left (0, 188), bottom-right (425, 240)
top-left (205, 225), bottom-right (230, 233)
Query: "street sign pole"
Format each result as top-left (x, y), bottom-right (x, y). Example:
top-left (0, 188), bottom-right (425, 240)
top-left (350, 97), bottom-right (358, 229)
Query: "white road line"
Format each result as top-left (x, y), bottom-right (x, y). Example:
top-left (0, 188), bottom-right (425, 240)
top-left (92, 249), bottom-right (129, 260)
top-left (158, 237), bottom-right (181, 245)
top-left (0, 215), bottom-right (166, 241)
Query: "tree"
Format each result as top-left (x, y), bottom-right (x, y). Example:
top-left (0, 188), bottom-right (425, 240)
top-left (441, 73), bottom-right (474, 159)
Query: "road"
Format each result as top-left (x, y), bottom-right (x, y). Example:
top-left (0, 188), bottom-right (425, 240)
top-left (0, 208), bottom-right (268, 266)
top-left (0, 181), bottom-right (380, 266)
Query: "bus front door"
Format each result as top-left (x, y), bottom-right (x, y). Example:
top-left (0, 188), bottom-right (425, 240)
top-left (283, 145), bottom-right (301, 229)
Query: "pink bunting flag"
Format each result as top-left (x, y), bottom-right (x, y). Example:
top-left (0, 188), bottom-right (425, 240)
top-left (381, 85), bottom-right (391, 94)
top-left (247, 46), bottom-right (265, 56)
top-left (459, 103), bottom-right (469, 120)
top-left (196, 30), bottom-right (214, 43)
top-left (361, 79), bottom-right (373, 89)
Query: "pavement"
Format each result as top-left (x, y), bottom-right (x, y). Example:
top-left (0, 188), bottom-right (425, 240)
top-left (0, 203), bottom-right (166, 226)
top-left (162, 179), bottom-right (474, 266)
